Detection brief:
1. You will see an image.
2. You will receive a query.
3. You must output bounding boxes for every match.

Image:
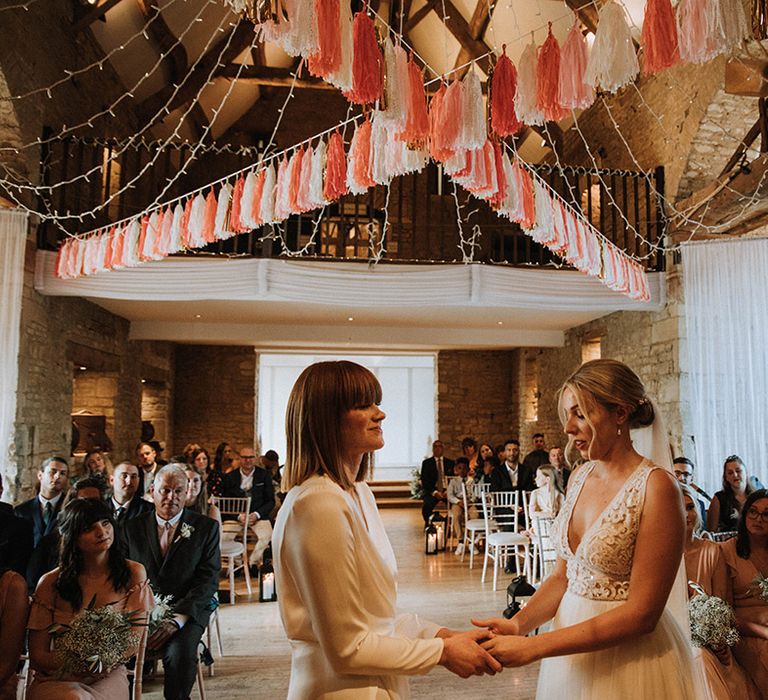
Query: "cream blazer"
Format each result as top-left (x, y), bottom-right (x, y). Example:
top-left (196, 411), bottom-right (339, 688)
top-left (273, 474), bottom-right (444, 699)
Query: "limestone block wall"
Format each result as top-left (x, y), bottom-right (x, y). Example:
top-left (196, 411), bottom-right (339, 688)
top-left (172, 345), bottom-right (256, 456)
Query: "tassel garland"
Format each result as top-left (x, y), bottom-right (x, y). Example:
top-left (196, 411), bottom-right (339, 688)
top-left (585, 2), bottom-right (639, 93)
top-left (491, 46), bottom-right (523, 137)
top-left (537, 24), bottom-right (567, 122)
top-left (641, 0), bottom-right (680, 74)
top-left (346, 11), bottom-right (383, 105)
top-left (558, 22), bottom-right (594, 109)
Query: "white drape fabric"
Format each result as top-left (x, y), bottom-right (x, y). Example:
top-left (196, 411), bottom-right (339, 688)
top-left (682, 237), bottom-right (768, 495)
top-left (0, 209), bottom-right (28, 501)
top-left (35, 251), bottom-right (664, 311)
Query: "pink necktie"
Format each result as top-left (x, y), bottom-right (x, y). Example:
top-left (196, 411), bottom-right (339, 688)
top-left (160, 522), bottom-right (172, 556)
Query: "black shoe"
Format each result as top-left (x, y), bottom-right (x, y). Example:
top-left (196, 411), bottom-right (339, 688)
top-left (249, 564), bottom-right (260, 578)
top-left (504, 562), bottom-right (517, 575)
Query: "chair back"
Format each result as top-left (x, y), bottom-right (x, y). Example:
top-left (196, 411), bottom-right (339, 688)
top-left (129, 615), bottom-right (149, 700)
top-left (482, 490), bottom-right (522, 535)
top-left (534, 516), bottom-right (557, 580)
top-left (212, 496), bottom-right (251, 545)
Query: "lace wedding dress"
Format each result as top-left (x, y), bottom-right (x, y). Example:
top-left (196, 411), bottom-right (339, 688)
top-left (536, 460), bottom-right (698, 699)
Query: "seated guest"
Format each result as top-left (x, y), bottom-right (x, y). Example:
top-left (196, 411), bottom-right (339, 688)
top-left (27, 499), bottom-right (152, 699)
top-left (477, 456), bottom-right (498, 485)
top-left (81, 450), bottom-right (111, 483)
top-left (109, 461), bottom-right (153, 526)
top-left (184, 464), bottom-right (222, 528)
top-left (461, 437), bottom-right (479, 478)
top-left (63, 476), bottom-right (106, 504)
top-left (15, 457), bottom-right (69, 548)
top-left (528, 465), bottom-right (564, 519)
top-left (521, 433), bottom-right (549, 473)
top-left (0, 568), bottom-right (29, 700)
top-left (548, 446), bottom-right (570, 492)
top-left (223, 447), bottom-right (274, 572)
top-left (494, 444), bottom-right (506, 463)
top-left (708, 455), bottom-right (755, 533)
top-left (674, 457), bottom-right (709, 523)
top-left (420, 440), bottom-right (454, 525)
top-left (491, 439), bottom-right (535, 492)
top-left (721, 489), bottom-right (768, 691)
top-left (136, 442), bottom-right (160, 499)
top-left (478, 443), bottom-right (494, 463)
top-left (447, 458), bottom-right (470, 546)
top-left (262, 449), bottom-right (284, 520)
top-left (681, 484), bottom-right (758, 699)
top-left (121, 464), bottom-right (220, 700)
top-left (0, 475), bottom-right (33, 576)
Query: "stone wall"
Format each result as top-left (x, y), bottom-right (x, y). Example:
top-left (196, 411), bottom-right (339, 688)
top-left (172, 345), bottom-right (256, 456)
top-left (436, 350), bottom-right (519, 459)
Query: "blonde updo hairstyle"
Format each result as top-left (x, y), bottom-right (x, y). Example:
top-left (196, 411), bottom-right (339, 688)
top-left (557, 359), bottom-right (654, 461)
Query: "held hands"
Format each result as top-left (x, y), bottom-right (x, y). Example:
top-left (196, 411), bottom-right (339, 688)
top-left (471, 616), bottom-right (520, 637)
top-left (438, 628), bottom-right (503, 678)
top-left (471, 617), bottom-right (537, 668)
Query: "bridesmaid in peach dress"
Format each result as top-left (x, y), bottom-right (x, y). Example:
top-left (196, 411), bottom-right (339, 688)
top-left (721, 488), bottom-right (768, 692)
top-left (680, 485), bottom-right (757, 699)
top-left (0, 569), bottom-right (29, 700)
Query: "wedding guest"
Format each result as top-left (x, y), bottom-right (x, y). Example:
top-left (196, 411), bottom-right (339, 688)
top-left (548, 446), bottom-right (571, 492)
top-left (0, 568), bottom-right (28, 700)
top-left (478, 443), bottom-right (494, 463)
top-left (447, 459), bottom-right (470, 544)
top-left (273, 361), bottom-right (500, 697)
top-left (707, 456), bottom-right (755, 533)
top-left (81, 450), bottom-right (111, 482)
top-left (674, 457), bottom-right (709, 523)
top-left (213, 442), bottom-right (235, 475)
top-left (681, 484), bottom-right (757, 699)
top-left (522, 433), bottom-right (549, 473)
top-left (120, 464), bottom-right (220, 700)
top-left (420, 440), bottom-right (454, 525)
top-left (184, 465), bottom-right (222, 528)
top-left (15, 457), bottom-right (69, 547)
top-left (475, 359), bottom-right (699, 697)
top-left (491, 439), bottom-right (535, 492)
top-left (528, 465), bottom-right (564, 520)
top-left (108, 462), bottom-right (153, 526)
top-left (477, 456), bottom-right (498, 486)
top-left (27, 499), bottom-right (152, 699)
top-left (721, 488), bottom-right (768, 690)
top-left (63, 476), bottom-right (106, 504)
top-left (461, 437), bottom-right (479, 478)
top-left (136, 442), bottom-right (159, 498)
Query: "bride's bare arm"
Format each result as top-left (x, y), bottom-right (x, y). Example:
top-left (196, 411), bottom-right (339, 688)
top-left (483, 470), bottom-right (685, 666)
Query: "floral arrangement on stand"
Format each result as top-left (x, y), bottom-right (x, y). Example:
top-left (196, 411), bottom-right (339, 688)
top-left (687, 582), bottom-right (740, 649)
top-left (409, 468), bottom-right (424, 500)
top-left (47, 598), bottom-right (144, 677)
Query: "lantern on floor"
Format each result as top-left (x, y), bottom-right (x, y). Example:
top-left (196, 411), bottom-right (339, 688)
top-left (503, 575), bottom-right (537, 619)
top-left (259, 560), bottom-right (277, 602)
top-left (425, 522), bottom-right (438, 555)
top-left (430, 512), bottom-right (447, 551)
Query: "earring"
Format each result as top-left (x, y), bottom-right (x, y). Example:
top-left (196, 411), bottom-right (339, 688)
top-left (617, 426), bottom-right (622, 436)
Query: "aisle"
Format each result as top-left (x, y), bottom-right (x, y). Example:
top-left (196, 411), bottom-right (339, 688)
top-left (142, 507), bottom-right (539, 699)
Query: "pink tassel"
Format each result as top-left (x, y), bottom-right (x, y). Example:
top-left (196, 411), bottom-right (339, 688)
top-left (251, 170), bottom-right (266, 225)
top-left (516, 161), bottom-right (536, 230)
top-left (112, 226), bottom-right (126, 268)
top-left (324, 132), bottom-right (348, 201)
top-left (201, 189), bottom-right (217, 243)
top-left (308, 0), bottom-right (341, 78)
top-left (537, 24), bottom-right (567, 122)
top-left (345, 11), bottom-right (383, 105)
top-left (429, 84), bottom-right (452, 162)
top-left (489, 141), bottom-right (507, 208)
top-left (559, 21), bottom-right (594, 109)
top-left (399, 56), bottom-right (430, 148)
top-left (297, 146), bottom-right (314, 212)
top-left (642, 0), bottom-right (680, 74)
top-left (180, 198), bottom-right (195, 247)
top-left (230, 177), bottom-right (246, 233)
top-left (442, 79), bottom-right (464, 152)
top-left (352, 118), bottom-right (376, 189)
top-left (103, 227), bottom-right (116, 269)
top-left (288, 148), bottom-right (304, 214)
top-left (491, 45), bottom-right (523, 137)
top-left (676, 0), bottom-right (721, 64)
top-left (137, 215), bottom-right (149, 261)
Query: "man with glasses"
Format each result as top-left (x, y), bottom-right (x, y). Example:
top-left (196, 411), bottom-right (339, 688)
top-left (223, 446), bottom-right (275, 574)
top-left (673, 457), bottom-right (710, 523)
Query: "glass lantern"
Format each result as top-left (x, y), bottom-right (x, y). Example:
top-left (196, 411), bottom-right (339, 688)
top-left (259, 560), bottom-right (278, 602)
top-left (503, 575), bottom-right (537, 619)
top-left (430, 512), bottom-right (447, 551)
top-left (425, 522), bottom-right (438, 555)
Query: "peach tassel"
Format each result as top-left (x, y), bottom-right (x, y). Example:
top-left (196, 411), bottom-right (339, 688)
top-left (400, 57), bottom-right (430, 148)
top-left (559, 21), bottom-right (594, 110)
top-left (230, 176), bottom-right (246, 233)
top-left (288, 148), bottom-right (304, 214)
top-left (642, 0), bottom-right (680, 74)
top-left (346, 11), bottom-right (383, 105)
top-left (201, 189), bottom-right (217, 243)
top-left (537, 24), bottom-right (567, 122)
top-left (324, 132), bottom-right (348, 201)
top-left (491, 46), bottom-right (523, 137)
top-left (308, 0), bottom-right (341, 79)
top-left (251, 170), bottom-right (266, 226)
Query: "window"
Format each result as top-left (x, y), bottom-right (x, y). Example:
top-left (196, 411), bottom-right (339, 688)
top-left (582, 336), bottom-right (602, 363)
top-left (523, 355), bottom-right (538, 422)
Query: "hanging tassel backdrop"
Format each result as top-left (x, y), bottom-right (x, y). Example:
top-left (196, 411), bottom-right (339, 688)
top-left (585, 1), bottom-right (640, 93)
top-left (490, 45), bottom-right (523, 137)
top-left (558, 21), bottom-right (594, 109)
top-left (641, 0), bottom-right (680, 74)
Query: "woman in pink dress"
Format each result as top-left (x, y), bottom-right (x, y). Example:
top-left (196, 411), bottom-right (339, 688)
top-left (27, 498), bottom-right (153, 700)
top-left (0, 569), bottom-right (28, 700)
top-left (680, 484), bottom-right (757, 699)
top-left (721, 488), bottom-right (768, 691)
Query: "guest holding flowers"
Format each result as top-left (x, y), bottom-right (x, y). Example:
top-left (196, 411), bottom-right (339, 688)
top-left (721, 488), bottom-right (768, 690)
top-left (0, 568), bottom-right (28, 700)
top-left (707, 456), bottom-right (755, 533)
top-left (27, 499), bottom-right (152, 699)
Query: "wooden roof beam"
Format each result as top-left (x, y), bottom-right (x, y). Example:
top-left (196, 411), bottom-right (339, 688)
top-left (453, 0), bottom-right (496, 79)
top-left (216, 64), bottom-right (336, 90)
top-left (431, 0), bottom-right (493, 74)
top-left (73, 0), bottom-right (128, 33)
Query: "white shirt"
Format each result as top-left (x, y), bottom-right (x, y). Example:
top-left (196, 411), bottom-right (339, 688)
top-left (38, 492), bottom-right (62, 517)
top-left (154, 509), bottom-right (188, 628)
top-left (505, 462), bottom-right (519, 488)
top-left (240, 469), bottom-right (254, 493)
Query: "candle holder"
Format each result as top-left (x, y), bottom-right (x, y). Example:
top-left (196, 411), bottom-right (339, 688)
top-left (259, 560), bottom-right (277, 602)
top-left (425, 522), bottom-right (438, 555)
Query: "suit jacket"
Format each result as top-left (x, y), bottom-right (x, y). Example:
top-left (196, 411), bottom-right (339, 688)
top-left (222, 468), bottom-right (274, 520)
top-left (490, 462), bottom-right (535, 492)
top-left (0, 509), bottom-right (33, 576)
top-left (273, 475), bottom-right (443, 698)
top-left (15, 495), bottom-right (64, 548)
top-left (121, 509), bottom-right (220, 627)
top-left (556, 466), bottom-right (572, 492)
top-left (109, 494), bottom-right (153, 525)
top-left (420, 457), bottom-right (455, 497)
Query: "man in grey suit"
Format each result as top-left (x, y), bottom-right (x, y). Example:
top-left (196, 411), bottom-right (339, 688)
top-left (121, 464), bottom-right (220, 700)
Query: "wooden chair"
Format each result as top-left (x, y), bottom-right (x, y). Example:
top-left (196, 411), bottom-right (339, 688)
top-left (481, 491), bottom-right (531, 591)
top-left (460, 481), bottom-right (489, 569)
top-left (214, 496), bottom-right (252, 604)
top-left (444, 476), bottom-right (461, 547)
top-left (127, 619), bottom-right (148, 700)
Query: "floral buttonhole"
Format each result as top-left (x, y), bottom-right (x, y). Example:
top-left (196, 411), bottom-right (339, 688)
top-left (179, 523), bottom-right (194, 540)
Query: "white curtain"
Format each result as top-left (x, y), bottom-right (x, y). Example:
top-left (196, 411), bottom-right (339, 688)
top-left (682, 237), bottom-right (768, 495)
top-left (0, 209), bottom-right (28, 502)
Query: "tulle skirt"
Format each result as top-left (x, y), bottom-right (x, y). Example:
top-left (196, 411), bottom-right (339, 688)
top-left (536, 591), bottom-right (698, 700)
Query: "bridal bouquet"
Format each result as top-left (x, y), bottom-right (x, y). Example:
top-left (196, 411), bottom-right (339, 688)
top-left (409, 468), bottom-right (424, 500)
top-left (148, 592), bottom-right (175, 635)
top-left (48, 600), bottom-right (143, 676)
top-left (751, 572), bottom-right (768, 602)
top-left (688, 583), bottom-right (739, 649)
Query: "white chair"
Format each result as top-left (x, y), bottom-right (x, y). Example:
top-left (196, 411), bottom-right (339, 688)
top-left (205, 604), bottom-right (223, 677)
top-left (214, 496), bottom-right (252, 604)
top-left (461, 481), bottom-right (489, 569)
top-left (444, 476), bottom-right (461, 547)
top-left (532, 515), bottom-right (557, 583)
top-left (481, 491), bottom-right (531, 591)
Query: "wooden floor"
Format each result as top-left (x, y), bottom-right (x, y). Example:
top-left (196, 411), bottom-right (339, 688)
top-left (142, 507), bottom-right (540, 699)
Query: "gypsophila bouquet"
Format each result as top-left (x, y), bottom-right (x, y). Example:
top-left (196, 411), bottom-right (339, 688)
top-left (751, 572), bottom-right (768, 602)
top-left (409, 468), bottom-right (424, 500)
top-left (48, 599), bottom-right (143, 677)
top-left (148, 592), bottom-right (175, 635)
top-left (688, 582), bottom-right (739, 649)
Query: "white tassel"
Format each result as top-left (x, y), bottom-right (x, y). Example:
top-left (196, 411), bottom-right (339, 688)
top-left (528, 179), bottom-right (554, 237)
top-left (260, 162), bottom-right (277, 224)
top-left (458, 67), bottom-right (487, 150)
top-left (123, 219), bottom-right (142, 267)
top-left (370, 112), bottom-right (391, 185)
top-left (297, 147), bottom-right (314, 212)
top-left (381, 39), bottom-right (409, 130)
top-left (327, 0), bottom-right (353, 92)
top-left (187, 193), bottom-right (207, 247)
top-left (168, 204), bottom-right (184, 254)
top-left (719, 0), bottom-right (749, 50)
top-left (584, 224), bottom-right (602, 276)
top-left (214, 183), bottom-right (233, 240)
top-left (309, 140), bottom-right (328, 209)
top-left (499, 151), bottom-right (524, 222)
top-left (93, 233), bottom-right (108, 273)
top-left (143, 211), bottom-right (160, 260)
top-left (82, 237), bottom-right (95, 275)
top-left (585, 2), bottom-right (639, 93)
top-left (273, 157), bottom-right (290, 221)
top-left (240, 171), bottom-right (259, 228)
top-left (677, 0), bottom-right (725, 64)
top-left (515, 41), bottom-right (545, 126)
top-left (282, 0), bottom-right (319, 58)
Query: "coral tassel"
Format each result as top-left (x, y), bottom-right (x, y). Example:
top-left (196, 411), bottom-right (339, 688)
top-left (537, 24), bottom-right (567, 122)
top-left (202, 189), bottom-right (217, 243)
top-left (297, 146), bottom-right (314, 212)
top-left (642, 0), bottom-right (680, 74)
top-left (491, 45), bottom-right (523, 137)
top-left (559, 21), bottom-right (594, 109)
top-left (230, 176), bottom-right (246, 233)
top-left (308, 0), bottom-right (341, 78)
top-left (137, 215), bottom-right (149, 261)
top-left (399, 56), bottom-right (430, 148)
top-left (346, 11), bottom-right (383, 105)
top-left (250, 170), bottom-right (266, 225)
top-left (324, 132), bottom-right (348, 201)
top-left (347, 118), bottom-right (376, 194)
top-left (428, 84), bottom-right (452, 162)
top-left (516, 161), bottom-right (536, 230)
top-left (288, 148), bottom-right (304, 214)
